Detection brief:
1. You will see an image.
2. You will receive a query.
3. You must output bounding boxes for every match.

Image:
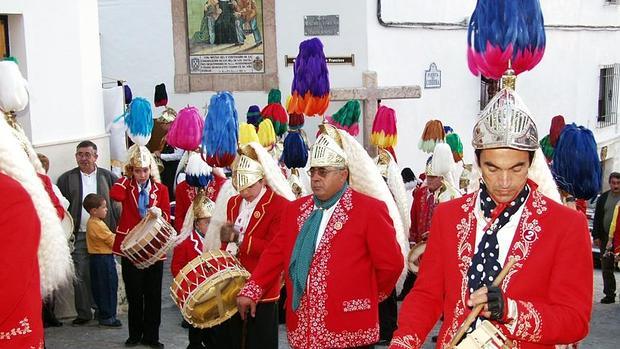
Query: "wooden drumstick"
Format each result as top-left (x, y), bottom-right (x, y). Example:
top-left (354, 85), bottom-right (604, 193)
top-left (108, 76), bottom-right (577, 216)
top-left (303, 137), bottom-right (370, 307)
top-left (449, 257), bottom-right (517, 348)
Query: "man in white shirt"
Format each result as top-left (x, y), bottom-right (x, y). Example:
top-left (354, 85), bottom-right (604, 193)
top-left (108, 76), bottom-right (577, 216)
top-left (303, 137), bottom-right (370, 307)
top-left (57, 140), bottom-right (120, 325)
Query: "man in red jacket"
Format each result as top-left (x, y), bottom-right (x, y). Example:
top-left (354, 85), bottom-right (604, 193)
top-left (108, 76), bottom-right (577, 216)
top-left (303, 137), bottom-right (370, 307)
top-left (237, 125), bottom-right (404, 349)
top-left (110, 145), bottom-right (170, 349)
top-left (390, 73), bottom-right (593, 349)
top-left (218, 142), bottom-right (293, 349)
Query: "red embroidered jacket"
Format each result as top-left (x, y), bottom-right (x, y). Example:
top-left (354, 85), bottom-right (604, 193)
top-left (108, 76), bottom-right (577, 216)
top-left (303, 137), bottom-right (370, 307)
top-left (0, 173), bottom-right (43, 349)
top-left (238, 188), bottom-right (404, 349)
top-left (409, 185), bottom-right (435, 244)
top-left (171, 229), bottom-right (204, 277)
top-left (223, 187), bottom-right (288, 301)
top-left (390, 184), bottom-right (593, 349)
top-left (110, 176), bottom-right (171, 256)
top-left (174, 175), bottom-right (226, 232)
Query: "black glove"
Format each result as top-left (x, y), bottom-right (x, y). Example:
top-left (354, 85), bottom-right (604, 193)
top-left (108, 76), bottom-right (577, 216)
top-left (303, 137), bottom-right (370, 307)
top-left (486, 285), bottom-right (507, 322)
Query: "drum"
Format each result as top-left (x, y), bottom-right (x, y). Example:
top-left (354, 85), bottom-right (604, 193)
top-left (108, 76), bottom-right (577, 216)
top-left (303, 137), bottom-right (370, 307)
top-left (121, 213), bottom-right (176, 269)
top-left (170, 249), bottom-right (250, 329)
top-left (456, 320), bottom-right (509, 348)
top-left (60, 209), bottom-right (75, 252)
top-left (407, 242), bottom-right (426, 273)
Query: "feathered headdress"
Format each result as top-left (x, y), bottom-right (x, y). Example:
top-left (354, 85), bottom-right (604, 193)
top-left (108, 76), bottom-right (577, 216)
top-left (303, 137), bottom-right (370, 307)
top-left (549, 114), bottom-right (565, 147)
top-left (185, 151), bottom-right (213, 188)
top-left (124, 84), bottom-right (133, 105)
top-left (246, 105), bottom-right (262, 128)
top-left (282, 130), bottom-right (309, 169)
top-left (445, 132), bottom-right (464, 163)
top-left (124, 97), bottom-right (154, 146)
top-left (326, 100), bottom-right (361, 136)
top-left (288, 113), bottom-right (305, 131)
top-left (239, 122), bottom-right (260, 145)
top-left (167, 106), bottom-right (204, 151)
top-left (257, 119), bottom-right (276, 149)
top-left (552, 124), bottom-right (601, 200)
top-left (418, 119), bottom-right (445, 153)
top-left (467, 0), bottom-right (546, 80)
top-left (202, 91), bottom-right (239, 167)
top-left (371, 105), bottom-right (397, 149)
top-left (261, 89), bottom-right (288, 136)
top-left (154, 83), bottom-right (168, 107)
top-left (288, 38), bottom-right (330, 116)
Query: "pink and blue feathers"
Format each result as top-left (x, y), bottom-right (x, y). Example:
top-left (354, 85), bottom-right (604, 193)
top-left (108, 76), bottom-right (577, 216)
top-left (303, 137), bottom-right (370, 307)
top-left (467, 0), bottom-right (545, 79)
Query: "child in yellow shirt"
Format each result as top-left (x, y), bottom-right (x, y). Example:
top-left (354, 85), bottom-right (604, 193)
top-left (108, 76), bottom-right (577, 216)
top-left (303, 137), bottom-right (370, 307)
top-left (84, 193), bottom-right (122, 328)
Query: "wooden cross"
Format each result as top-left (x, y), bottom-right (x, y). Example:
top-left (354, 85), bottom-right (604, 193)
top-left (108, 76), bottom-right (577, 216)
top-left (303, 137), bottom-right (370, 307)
top-left (330, 70), bottom-right (421, 155)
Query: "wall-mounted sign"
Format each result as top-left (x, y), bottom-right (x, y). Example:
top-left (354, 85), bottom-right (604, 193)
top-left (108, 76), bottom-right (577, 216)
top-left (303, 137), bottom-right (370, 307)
top-left (304, 15), bottom-right (340, 36)
top-left (424, 63), bottom-right (441, 89)
top-left (285, 54), bottom-right (355, 67)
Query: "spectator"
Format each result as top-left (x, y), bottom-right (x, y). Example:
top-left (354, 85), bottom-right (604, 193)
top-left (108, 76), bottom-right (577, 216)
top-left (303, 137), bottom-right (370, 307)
top-left (594, 172), bottom-right (620, 303)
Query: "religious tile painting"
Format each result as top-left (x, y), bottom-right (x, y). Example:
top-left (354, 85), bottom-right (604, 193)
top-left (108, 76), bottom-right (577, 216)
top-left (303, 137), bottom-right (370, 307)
top-left (186, 0), bottom-right (265, 74)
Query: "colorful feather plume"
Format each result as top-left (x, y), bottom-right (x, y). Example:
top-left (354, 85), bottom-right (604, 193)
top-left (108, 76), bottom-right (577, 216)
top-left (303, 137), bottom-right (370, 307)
top-left (288, 113), bottom-right (305, 131)
top-left (549, 115), bottom-right (565, 147)
top-left (246, 105), bottom-right (262, 128)
top-left (185, 151), bottom-right (213, 188)
top-left (0, 60), bottom-right (29, 114)
top-left (288, 38), bottom-right (330, 116)
top-left (261, 99), bottom-right (288, 137)
top-left (539, 135), bottom-right (554, 162)
top-left (124, 85), bottom-right (133, 105)
top-left (281, 130), bottom-right (309, 169)
top-left (154, 83), bottom-right (168, 107)
top-left (467, 0), bottom-right (546, 79)
top-left (202, 91), bottom-right (239, 167)
top-left (327, 100), bottom-right (361, 136)
top-left (371, 105), bottom-right (398, 148)
top-left (444, 125), bottom-right (454, 134)
top-left (268, 88), bottom-right (282, 104)
top-left (551, 124), bottom-right (601, 200)
top-left (124, 97), bottom-right (154, 146)
top-left (239, 122), bottom-right (259, 145)
top-left (167, 106), bottom-right (204, 151)
top-left (418, 119), bottom-right (445, 153)
top-left (257, 119), bottom-right (276, 149)
top-left (445, 133), bottom-right (464, 162)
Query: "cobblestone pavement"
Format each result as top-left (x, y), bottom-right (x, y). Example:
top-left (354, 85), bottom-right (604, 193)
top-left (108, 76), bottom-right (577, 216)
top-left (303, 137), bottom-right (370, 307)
top-left (45, 260), bottom-right (619, 349)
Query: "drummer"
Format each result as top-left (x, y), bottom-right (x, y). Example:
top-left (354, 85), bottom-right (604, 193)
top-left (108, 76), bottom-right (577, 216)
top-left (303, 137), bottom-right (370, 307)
top-left (218, 143), bottom-right (294, 349)
top-left (171, 191), bottom-right (216, 349)
top-left (110, 145), bottom-right (170, 349)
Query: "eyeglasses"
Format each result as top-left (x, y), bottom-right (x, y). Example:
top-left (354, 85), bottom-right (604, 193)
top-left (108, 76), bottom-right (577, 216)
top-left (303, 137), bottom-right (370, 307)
top-left (306, 167), bottom-right (344, 178)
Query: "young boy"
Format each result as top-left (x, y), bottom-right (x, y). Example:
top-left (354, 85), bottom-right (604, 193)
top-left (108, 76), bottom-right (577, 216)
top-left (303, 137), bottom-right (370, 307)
top-left (83, 193), bottom-right (122, 328)
top-left (171, 192), bottom-right (216, 349)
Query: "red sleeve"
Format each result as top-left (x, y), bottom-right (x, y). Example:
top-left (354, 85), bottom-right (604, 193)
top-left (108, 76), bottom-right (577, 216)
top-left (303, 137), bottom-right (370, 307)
top-left (171, 243), bottom-right (187, 278)
top-left (110, 176), bottom-right (130, 202)
top-left (245, 196), bottom-right (285, 258)
top-left (174, 182), bottom-right (190, 232)
top-left (500, 213), bottom-right (593, 344)
top-left (366, 198), bottom-right (404, 299)
top-left (237, 201), bottom-right (289, 302)
top-left (38, 173), bottom-right (64, 220)
top-left (391, 204), bottom-right (447, 348)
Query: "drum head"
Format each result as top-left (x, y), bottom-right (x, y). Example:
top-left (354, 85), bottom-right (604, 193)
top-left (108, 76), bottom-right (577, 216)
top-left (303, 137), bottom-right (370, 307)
top-left (187, 272), bottom-right (248, 327)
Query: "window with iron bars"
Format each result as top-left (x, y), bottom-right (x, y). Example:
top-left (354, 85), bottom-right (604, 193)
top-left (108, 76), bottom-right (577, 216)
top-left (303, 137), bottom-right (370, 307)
top-left (597, 64), bottom-right (619, 128)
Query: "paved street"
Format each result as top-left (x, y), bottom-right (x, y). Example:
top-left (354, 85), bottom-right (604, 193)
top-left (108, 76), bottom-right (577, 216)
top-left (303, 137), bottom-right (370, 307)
top-left (45, 262), bottom-right (620, 348)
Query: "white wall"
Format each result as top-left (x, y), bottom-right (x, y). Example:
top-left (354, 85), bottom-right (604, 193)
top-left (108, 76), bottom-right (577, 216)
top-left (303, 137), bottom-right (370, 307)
top-left (367, 0), bottom-right (620, 175)
top-left (98, 0), bottom-right (369, 142)
top-left (1, 0), bottom-right (108, 181)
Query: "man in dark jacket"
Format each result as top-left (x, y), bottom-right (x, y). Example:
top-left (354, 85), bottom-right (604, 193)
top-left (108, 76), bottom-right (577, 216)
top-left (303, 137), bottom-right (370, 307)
top-left (57, 140), bottom-right (120, 324)
top-left (592, 172), bottom-right (620, 303)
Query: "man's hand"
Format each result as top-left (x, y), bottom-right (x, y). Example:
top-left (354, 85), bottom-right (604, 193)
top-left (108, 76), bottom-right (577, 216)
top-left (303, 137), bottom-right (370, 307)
top-left (606, 240), bottom-right (614, 251)
top-left (153, 150), bottom-right (161, 158)
top-left (593, 238), bottom-right (601, 249)
top-left (220, 222), bottom-right (237, 243)
top-left (237, 296), bottom-right (256, 320)
top-left (467, 285), bottom-right (507, 322)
